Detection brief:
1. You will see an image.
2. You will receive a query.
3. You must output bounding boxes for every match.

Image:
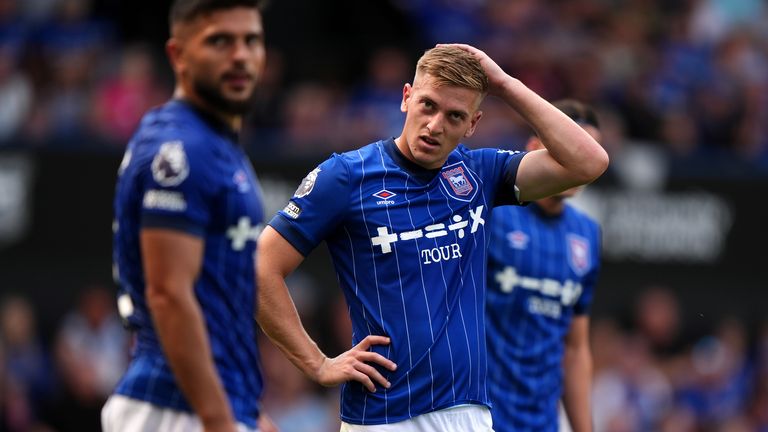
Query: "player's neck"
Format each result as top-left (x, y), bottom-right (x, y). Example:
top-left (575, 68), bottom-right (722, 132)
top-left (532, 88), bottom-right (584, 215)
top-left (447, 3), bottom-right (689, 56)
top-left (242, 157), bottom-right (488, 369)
top-left (535, 197), bottom-right (566, 216)
top-left (173, 88), bottom-right (242, 132)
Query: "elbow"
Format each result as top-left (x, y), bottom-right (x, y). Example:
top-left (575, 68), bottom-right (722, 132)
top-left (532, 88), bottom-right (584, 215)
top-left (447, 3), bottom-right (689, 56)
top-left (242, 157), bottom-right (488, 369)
top-left (579, 146), bottom-right (609, 184)
top-left (146, 283), bottom-right (182, 315)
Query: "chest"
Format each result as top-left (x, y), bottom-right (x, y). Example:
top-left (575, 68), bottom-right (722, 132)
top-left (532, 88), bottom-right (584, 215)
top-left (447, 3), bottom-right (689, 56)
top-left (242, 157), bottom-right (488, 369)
top-left (210, 152), bottom-right (264, 240)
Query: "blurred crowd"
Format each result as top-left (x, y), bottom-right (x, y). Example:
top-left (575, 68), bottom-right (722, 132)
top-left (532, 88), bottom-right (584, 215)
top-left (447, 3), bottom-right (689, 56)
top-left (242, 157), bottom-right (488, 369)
top-left (0, 0), bottom-right (767, 172)
top-left (2, 283), bottom-right (768, 432)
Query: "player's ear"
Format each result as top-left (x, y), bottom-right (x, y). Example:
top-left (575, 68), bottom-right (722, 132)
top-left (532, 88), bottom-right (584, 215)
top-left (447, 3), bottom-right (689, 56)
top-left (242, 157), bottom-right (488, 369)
top-left (464, 110), bottom-right (483, 138)
top-left (400, 83), bottom-right (412, 113)
top-left (166, 38), bottom-right (184, 74)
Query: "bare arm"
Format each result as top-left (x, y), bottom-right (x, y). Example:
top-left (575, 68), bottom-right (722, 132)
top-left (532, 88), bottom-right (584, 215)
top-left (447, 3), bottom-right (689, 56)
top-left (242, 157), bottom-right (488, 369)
top-left (141, 229), bottom-right (236, 432)
top-left (256, 226), bottom-right (397, 392)
top-left (562, 315), bottom-right (593, 432)
top-left (443, 44), bottom-right (609, 201)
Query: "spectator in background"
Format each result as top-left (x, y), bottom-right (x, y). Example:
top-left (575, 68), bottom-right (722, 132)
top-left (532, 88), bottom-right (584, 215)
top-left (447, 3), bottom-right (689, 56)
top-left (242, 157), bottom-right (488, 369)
top-left (591, 333), bottom-right (673, 432)
top-left (243, 46), bottom-right (286, 155)
top-left (33, 0), bottom-right (113, 60)
top-left (88, 44), bottom-right (169, 145)
top-left (259, 333), bottom-right (339, 432)
top-left (22, 0), bottom-right (114, 145)
top-left (633, 286), bottom-right (682, 359)
top-left (279, 82), bottom-right (342, 155)
top-left (675, 318), bottom-right (754, 428)
top-left (36, 285), bottom-right (127, 432)
top-left (0, 296), bottom-right (54, 431)
top-left (55, 285), bottom-right (129, 398)
top-left (341, 47), bottom-right (411, 147)
top-left (0, 43), bottom-right (32, 144)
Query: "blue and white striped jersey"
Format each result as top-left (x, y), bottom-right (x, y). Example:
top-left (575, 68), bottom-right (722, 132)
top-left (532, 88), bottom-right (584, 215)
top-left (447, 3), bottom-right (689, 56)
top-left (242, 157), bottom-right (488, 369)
top-left (270, 138), bottom-right (525, 425)
top-left (486, 203), bottom-right (601, 432)
top-left (112, 99), bottom-right (264, 428)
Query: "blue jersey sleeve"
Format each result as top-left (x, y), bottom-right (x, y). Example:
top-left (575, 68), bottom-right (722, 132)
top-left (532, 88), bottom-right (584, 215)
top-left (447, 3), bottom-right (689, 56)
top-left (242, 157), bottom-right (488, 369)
top-left (138, 137), bottom-right (216, 237)
top-left (467, 147), bottom-right (527, 206)
top-left (574, 225), bottom-right (601, 315)
top-left (268, 154), bottom-right (350, 256)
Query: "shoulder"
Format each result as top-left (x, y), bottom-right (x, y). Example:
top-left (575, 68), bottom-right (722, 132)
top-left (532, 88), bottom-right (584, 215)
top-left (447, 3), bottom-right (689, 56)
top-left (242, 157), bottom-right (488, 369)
top-left (454, 145), bottom-right (525, 171)
top-left (336, 140), bottom-right (384, 162)
top-left (131, 104), bottom-right (214, 163)
top-left (325, 140), bottom-right (387, 175)
top-left (458, 144), bottom-right (523, 159)
top-left (125, 107), bottom-right (220, 190)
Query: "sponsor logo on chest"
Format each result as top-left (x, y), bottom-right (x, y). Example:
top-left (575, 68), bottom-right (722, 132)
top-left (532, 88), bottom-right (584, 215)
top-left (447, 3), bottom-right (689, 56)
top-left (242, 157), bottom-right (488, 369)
top-left (226, 216), bottom-right (262, 251)
top-left (495, 266), bottom-right (583, 303)
top-left (372, 189), bottom-right (396, 205)
top-left (370, 205), bottom-right (486, 265)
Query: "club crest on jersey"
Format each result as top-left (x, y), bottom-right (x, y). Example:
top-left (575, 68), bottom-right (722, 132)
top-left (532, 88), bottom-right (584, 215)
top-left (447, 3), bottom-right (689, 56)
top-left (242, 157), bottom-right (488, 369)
top-left (567, 234), bottom-right (590, 276)
top-left (373, 189), bottom-right (396, 205)
top-left (233, 169), bottom-right (250, 193)
top-left (294, 167), bottom-right (320, 198)
top-left (151, 141), bottom-right (189, 186)
top-left (439, 162), bottom-right (478, 202)
top-left (506, 230), bottom-right (529, 250)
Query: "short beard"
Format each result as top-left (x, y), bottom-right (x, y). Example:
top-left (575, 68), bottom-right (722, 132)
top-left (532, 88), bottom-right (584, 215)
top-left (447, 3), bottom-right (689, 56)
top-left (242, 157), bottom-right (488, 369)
top-left (194, 79), bottom-right (254, 116)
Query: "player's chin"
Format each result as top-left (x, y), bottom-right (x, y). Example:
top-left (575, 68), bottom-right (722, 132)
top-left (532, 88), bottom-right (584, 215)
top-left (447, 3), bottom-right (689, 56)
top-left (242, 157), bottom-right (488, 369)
top-left (225, 93), bottom-right (253, 105)
top-left (413, 151), bottom-right (444, 169)
top-left (222, 85), bottom-right (255, 101)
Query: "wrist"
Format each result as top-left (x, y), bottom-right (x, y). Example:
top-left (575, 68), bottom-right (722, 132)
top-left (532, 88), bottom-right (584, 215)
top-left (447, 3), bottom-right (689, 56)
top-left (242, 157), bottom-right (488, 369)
top-left (308, 353), bottom-right (330, 382)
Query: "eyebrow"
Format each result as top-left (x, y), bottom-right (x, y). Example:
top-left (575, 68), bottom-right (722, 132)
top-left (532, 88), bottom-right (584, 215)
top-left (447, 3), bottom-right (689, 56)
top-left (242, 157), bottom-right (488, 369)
top-left (204, 28), bottom-right (263, 41)
top-left (418, 95), bottom-right (469, 119)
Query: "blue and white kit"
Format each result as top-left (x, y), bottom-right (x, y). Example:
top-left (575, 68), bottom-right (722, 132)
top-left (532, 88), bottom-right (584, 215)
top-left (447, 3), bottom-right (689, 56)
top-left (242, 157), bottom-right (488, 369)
top-left (486, 202), bottom-right (601, 431)
top-left (270, 138), bottom-right (525, 425)
top-left (112, 99), bottom-right (265, 428)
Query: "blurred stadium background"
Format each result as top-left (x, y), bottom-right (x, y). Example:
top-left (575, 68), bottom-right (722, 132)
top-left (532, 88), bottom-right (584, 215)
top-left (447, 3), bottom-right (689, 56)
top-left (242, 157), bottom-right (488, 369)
top-left (0, 0), bottom-right (767, 430)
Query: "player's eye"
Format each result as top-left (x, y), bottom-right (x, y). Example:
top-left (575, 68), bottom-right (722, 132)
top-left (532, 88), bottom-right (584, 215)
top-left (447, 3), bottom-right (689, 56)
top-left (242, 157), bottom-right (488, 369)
top-left (245, 34), bottom-right (262, 47)
top-left (207, 34), bottom-right (231, 48)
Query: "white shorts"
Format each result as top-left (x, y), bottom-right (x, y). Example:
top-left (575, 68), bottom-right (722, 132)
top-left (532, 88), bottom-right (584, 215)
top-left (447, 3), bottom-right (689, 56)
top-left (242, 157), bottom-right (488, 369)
top-left (101, 394), bottom-right (257, 432)
top-left (340, 404), bottom-right (493, 432)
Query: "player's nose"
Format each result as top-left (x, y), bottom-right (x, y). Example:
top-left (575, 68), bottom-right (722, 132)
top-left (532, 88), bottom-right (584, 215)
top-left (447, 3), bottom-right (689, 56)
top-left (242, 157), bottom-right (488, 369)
top-left (426, 114), bottom-right (444, 135)
top-left (231, 39), bottom-right (252, 62)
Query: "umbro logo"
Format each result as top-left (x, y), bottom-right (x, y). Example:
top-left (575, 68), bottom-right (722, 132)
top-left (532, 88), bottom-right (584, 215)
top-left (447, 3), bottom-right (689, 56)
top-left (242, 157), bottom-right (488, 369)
top-left (373, 189), bottom-right (396, 205)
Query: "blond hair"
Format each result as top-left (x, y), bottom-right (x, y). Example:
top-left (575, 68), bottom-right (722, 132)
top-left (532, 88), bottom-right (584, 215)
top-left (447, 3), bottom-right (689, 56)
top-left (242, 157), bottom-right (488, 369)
top-left (415, 46), bottom-right (488, 94)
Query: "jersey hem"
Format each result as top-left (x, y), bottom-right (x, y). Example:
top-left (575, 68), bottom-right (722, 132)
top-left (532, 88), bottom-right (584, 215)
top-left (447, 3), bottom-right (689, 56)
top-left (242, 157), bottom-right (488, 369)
top-left (113, 391), bottom-right (258, 428)
top-left (339, 399), bottom-right (490, 426)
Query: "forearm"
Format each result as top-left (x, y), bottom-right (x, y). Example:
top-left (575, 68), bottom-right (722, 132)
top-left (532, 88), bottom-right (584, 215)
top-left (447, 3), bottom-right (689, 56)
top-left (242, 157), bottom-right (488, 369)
top-left (562, 346), bottom-right (593, 432)
top-left (498, 78), bottom-right (606, 181)
top-left (256, 271), bottom-right (326, 380)
top-left (149, 288), bottom-right (234, 427)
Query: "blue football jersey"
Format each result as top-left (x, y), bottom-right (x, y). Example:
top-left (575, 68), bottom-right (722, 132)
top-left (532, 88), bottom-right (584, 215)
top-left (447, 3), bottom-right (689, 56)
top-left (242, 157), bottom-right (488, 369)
top-left (269, 138), bottom-right (525, 425)
top-left (486, 203), bottom-right (601, 431)
top-left (112, 99), bottom-right (264, 427)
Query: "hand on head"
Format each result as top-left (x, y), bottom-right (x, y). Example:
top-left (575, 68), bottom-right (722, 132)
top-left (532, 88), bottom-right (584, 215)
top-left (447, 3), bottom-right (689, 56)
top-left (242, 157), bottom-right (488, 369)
top-left (436, 43), bottom-right (510, 96)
